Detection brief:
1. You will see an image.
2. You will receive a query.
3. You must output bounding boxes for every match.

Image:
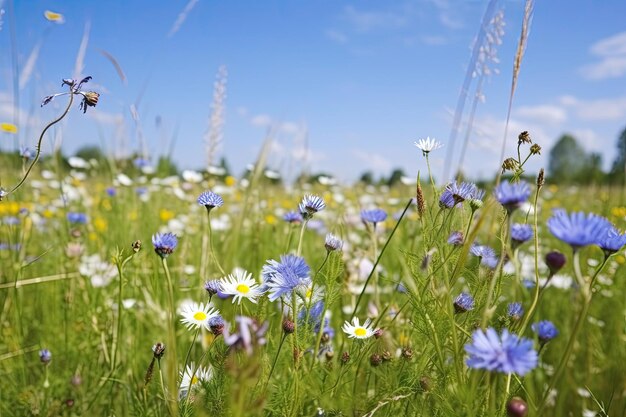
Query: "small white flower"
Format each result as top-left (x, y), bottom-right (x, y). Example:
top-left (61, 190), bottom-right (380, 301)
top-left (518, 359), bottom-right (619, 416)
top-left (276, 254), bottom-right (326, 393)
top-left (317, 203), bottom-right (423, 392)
top-left (179, 302), bottom-right (219, 331)
top-left (179, 363), bottom-right (213, 396)
top-left (219, 269), bottom-right (263, 305)
top-left (414, 137), bottom-right (443, 155)
top-left (342, 317), bottom-right (377, 339)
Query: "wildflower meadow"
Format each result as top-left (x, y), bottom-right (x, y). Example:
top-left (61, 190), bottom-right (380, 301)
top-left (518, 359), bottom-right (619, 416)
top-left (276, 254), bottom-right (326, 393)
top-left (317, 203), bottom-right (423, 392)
top-left (1, 2), bottom-right (626, 417)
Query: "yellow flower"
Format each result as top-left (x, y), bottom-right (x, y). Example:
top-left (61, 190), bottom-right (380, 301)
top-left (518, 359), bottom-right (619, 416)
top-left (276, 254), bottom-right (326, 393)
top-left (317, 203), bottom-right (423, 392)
top-left (43, 209), bottom-right (54, 219)
top-left (224, 176), bottom-right (236, 187)
top-left (611, 206), bottom-right (626, 219)
top-left (6, 202), bottom-right (19, 215)
top-left (128, 211), bottom-right (138, 221)
top-left (94, 217), bottom-right (108, 232)
top-left (159, 209), bottom-right (174, 222)
top-left (265, 214), bottom-right (277, 225)
top-left (101, 199), bottom-right (112, 211)
top-left (1, 123), bottom-right (18, 134)
top-left (615, 255), bottom-right (625, 265)
top-left (88, 232), bottom-right (98, 241)
top-left (44, 10), bottom-right (65, 23)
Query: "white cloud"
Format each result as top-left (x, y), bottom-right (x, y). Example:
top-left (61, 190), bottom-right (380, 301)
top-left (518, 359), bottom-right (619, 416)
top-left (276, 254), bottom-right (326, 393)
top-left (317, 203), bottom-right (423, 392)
top-left (515, 105), bottom-right (567, 125)
top-left (570, 128), bottom-right (603, 153)
top-left (88, 110), bottom-right (125, 125)
top-left (325, 29), bottom-right (349, 44)
top-left (581, 31), bottom-right (626, 80)
top-left (432, 0), bottom-right (464, 30)
top-left (560, 95), bottom-right (626, 121)
top-left (420, 35), bottom-right (448, 46)
top-left (250, 114), bottom-right (272, 127)
top-left (351, 149), bottom-right (392, 172)
top-left (343, 5), bottom-right (407, 32)
top-left (279, 121), bottom-right (300, 134)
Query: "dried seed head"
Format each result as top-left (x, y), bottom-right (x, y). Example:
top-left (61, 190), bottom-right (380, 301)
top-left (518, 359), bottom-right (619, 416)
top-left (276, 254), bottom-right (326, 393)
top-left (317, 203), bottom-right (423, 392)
top-left (530, 144), bottom-right (541, 155)
top-left (401, 347), bottom-right (413, 360)
top-left (132, 240), bottom-right (142, 253)
top-left (370, 353), bottom-right (382, 367)
top-left (419, 376), bottom-right (432, 392)
top-left (325, 350), bottom-right (334, 362)
top-left (80, 91), bottom-right (100, 113)
top-left (537, 168), bottom-right (545, 188)
top-left (373, 328), bottom-right (384, 339)
top-left (381, 350), bottom-right (392, 362)
top-left (502, 158), bottom-right (520, 173)
top-left (518, 131), bottom-right (532, 145)
top-left (341, 351), bottom-right (350, 364)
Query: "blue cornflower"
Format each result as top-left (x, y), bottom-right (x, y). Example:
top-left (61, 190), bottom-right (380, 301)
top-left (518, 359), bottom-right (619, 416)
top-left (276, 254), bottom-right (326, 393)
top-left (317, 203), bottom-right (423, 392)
top-left (547, 209), bottom-right (612, 250)
top-left (465, 328), bottom-right (538, 376)
top-left (261, 254), bottom-right (311, 302)
top-left (204, 280), bottom-right (223, 296)
top-left (439, 190), bottom-right (457, 209)
top-left (454, 292), bottom-right (475, 313)
top-left (511, 223), bottom-right (533, 247)
top-left (197, 190), bottom-right (224, 210)
top-left (152, 232), bottom-right (178, 258)
top-left (135, 187), bottom-right (148, 196)
top-left (208, 315), bottom-right (225, 336)
top-left (39, 349), bottom-right (52, 365)
top-left (494, 181), bottom-right (531, 212)
top-left (67, 212), bottom-right (88, 224)
top-left (446, 181), bottom-right (478, 204)
top-left (324, 233), bottom-right (343, 252)
top-left (507, 302), bottom-right (524, 320)
top-left (106, 187), bottom-right (117, 197)
top-left (361, 208), bottom-right (387, 225)
top-left (3, 216), bottom-right (20, 225)
top-left (299, 195), bottom-right (326, 219)
top-left (298, 300), bottom-right (326, 332)
top-left (447, 231), bottom-right (464, 246)
top-left (133, 157), bottom-right (150, 168)
top-left (596, 227), bottom-right (626, 255)
top-left (20, 146), bottom-right (35, 160)
top-left (532, 321), bottom-right (558, 344)
top-left (283, 211), bottom-right (303, 224)
top-left (470, 244), bottom-right (499, 269)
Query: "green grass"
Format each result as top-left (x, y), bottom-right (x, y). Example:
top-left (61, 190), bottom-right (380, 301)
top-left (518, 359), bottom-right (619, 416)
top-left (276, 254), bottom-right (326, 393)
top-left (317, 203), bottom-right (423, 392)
top-left (0, 163), bottom-right (625, 416)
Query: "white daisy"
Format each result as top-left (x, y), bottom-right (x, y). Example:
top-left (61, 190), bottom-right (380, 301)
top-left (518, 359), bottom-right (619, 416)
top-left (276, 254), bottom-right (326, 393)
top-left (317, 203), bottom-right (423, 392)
top-left (179, 301), bottom-right (219, 331)
top-left (414, 137), bottom-right (443, 155)
top-left (342, 317), bottom-right (377, 339)
top-left (179, 363), bottom-right (213, 396)
top-left (219, 269), bottom-right (263, 304)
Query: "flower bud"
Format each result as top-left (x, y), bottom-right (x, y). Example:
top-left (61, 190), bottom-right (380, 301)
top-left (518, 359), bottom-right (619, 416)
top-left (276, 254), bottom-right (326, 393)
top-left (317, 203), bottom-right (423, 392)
top-left (370, 353), bottom-right (382, 367)
top-left (506, 397), bottom-right (528, 417)
top-left (282, 319), bottom-right (295, 334)
top-left (341, 351), bottom-right (350, 364)
top-left (545, 251), bottom-right (566, 276)
top-left (530, 144), bottom-right (541, 155)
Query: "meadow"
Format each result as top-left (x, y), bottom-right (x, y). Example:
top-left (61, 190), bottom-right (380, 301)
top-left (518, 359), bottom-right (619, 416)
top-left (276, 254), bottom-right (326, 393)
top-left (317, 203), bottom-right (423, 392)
top-left (0, 131), bottom-right (625, 416)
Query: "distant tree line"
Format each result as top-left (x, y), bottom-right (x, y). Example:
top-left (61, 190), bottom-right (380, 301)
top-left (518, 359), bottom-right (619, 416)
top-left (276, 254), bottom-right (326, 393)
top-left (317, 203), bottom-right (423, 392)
top-left (548, 126), bottom-right (626, 185)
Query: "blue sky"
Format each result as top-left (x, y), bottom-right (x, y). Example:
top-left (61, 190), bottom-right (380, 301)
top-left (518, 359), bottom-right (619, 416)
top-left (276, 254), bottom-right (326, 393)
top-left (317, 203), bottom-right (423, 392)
top-left (1, 0), bottom-right (626, 182)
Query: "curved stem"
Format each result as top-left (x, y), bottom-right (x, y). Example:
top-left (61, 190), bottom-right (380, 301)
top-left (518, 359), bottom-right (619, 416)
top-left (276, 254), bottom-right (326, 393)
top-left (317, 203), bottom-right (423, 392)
top-left (296, 220), bottom-right (308, 257)
top-left (519, 186), bottom-right (542, 334)
top-left (161, 258), bottom-right (179, 416)
top-left (10, 89), bottom-right (75, 194)
top-left (206, 209), bottom-right (226, 275)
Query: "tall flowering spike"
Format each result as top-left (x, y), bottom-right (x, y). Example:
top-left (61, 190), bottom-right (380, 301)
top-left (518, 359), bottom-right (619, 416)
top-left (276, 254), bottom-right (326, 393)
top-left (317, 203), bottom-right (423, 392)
top-left (547, 209), bottom-right (612, 250)
top-left (465, 328), bottom-right (538, 376)
top-left (596, 227), bottom-right (626, 255)
top-left (532, 321), bottom-right (558, 345)
top-left (261, 254), bottom-right (311, 302)
top-left (494, 181), bottom-right (531, 213)
top-left (197, 190), bottom-right (224, 211)
top-left (152, 232), bottom-right (178, 258)
top-left (454, 292), bottom-right (475, 313)
top-left (414, 137), bottom-right (443, 156)
top-left (360, 208), bottom-right (387, 225)
top-left (299, 194), bottom-right (326, 220)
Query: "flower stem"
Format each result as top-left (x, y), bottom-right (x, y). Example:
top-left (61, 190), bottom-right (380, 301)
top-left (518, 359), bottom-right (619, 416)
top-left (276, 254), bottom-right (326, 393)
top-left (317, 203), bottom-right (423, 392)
top-left (9, 87), bottom-right (74, 195)
top-left (206, 209), bottom-right (226, 275)
top-left (161, 258), bottom-right (179, 416)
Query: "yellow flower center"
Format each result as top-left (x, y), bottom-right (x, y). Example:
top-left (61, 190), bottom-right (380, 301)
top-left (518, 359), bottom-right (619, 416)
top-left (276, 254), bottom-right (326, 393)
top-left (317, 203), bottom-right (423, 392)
top-left (355, 327), bottom-right (367, 337)
top-left (306, 288), bottom-right (313, 299)
top-left (193, 312), bottom-right (207, 321)
top-left (236, 284), bottom-right (250, 294)
top-left (191, 376), bottom-right (199, 385)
